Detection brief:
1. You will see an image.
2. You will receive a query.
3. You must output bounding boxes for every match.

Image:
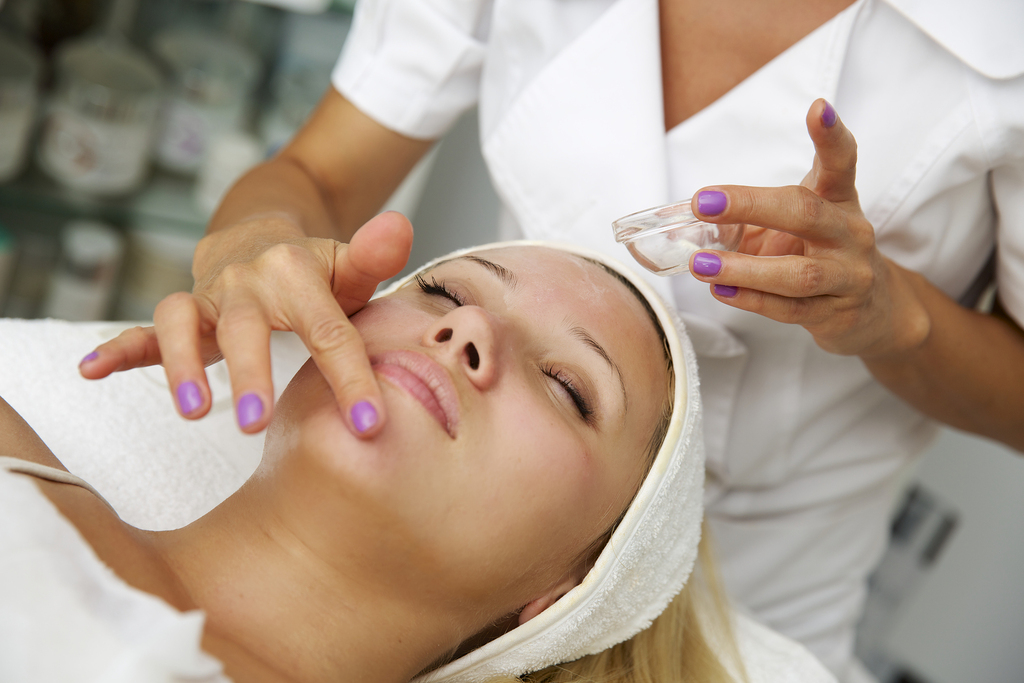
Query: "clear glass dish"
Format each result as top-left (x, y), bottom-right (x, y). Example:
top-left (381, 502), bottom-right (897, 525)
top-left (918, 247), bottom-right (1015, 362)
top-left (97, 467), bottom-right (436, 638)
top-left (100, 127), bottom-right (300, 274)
top-left (612, 200), bottom-right (743, 276)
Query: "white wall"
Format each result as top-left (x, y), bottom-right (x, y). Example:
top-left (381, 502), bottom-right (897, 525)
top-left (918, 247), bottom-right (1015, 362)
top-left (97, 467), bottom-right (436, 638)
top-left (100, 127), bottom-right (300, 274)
top-left (400, 108), bottom-right (501, 275)
top-left (884, 429), bottom-right (1024, 683)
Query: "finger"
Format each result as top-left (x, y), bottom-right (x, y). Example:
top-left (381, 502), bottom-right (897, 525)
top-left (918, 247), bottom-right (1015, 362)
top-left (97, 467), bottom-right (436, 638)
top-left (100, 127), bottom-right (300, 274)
top-left (334, 211), bottom-right (414, 313)
top-left (284, 283), bottom-right (385, 439)
top-left (804, 98), bottom-right (859, 204)
top-left (79, 326), bottom-right (163, 379)
top-left (691, 184), bottom-right (850, 246)
top-left (689, 250), bottom-right (851, 298)
top-left (153, 292), bottom-right (212, 419)
top-left (215, 297), bottom-right (274, 433)
top-left (704, 281), bottom-right (836, 329)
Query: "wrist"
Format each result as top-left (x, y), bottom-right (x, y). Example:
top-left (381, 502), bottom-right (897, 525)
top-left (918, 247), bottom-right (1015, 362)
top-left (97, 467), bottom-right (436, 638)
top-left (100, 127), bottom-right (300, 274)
top-left (860, 259), bottom-right (932, 361)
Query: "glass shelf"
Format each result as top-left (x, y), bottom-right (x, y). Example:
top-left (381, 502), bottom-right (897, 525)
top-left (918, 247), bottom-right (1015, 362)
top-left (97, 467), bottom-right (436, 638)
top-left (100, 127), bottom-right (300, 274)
top-left (0, 165), bottom-right (208, 237)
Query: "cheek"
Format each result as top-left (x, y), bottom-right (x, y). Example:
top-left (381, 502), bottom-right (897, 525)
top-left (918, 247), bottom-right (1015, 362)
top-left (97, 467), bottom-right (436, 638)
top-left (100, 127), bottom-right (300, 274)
top-left (474, 389), bottom-right (605, 551)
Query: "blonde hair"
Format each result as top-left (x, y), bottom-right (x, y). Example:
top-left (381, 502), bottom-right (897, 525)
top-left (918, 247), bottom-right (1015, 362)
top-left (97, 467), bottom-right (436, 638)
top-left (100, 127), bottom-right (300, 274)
top-left (486, 526), bottom-right (747, 683)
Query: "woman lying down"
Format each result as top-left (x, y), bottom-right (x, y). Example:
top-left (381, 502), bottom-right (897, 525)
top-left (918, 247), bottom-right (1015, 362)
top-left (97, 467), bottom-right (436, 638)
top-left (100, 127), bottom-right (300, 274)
top-left (0, 241), bottom-right (833, 683)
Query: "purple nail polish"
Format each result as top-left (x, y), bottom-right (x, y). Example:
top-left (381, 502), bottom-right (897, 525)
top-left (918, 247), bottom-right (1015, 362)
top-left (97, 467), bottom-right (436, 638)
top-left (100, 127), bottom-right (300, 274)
top-left (351, 401), bottom-right (379, 433)
top-left (697, 191), bottom-right (727, 216)
top-left (237, 393), bottom-right (264, 428)
top-left (821, 101), bottom-right (838, 128)
top-left (714, 284), bottom-right (739, 298)
top-left (80, 351), bottom-right (99, 365)
top-left (692, 252), bottom-right (722, 277)
top-left (177, 381), bottom-right (203, 415)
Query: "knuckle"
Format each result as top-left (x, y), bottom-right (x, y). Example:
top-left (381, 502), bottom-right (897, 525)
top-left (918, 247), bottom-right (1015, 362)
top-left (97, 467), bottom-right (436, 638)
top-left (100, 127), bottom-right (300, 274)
top-left (154, 292), bottom-right (193, 320)
top-left (217, 262), bottom-right (249, 289)
top-left (261, 242), bottom-right (310, 275)
top-left (792, 260), bottom-right (824, 295)
top-left (306, 317), bottom-right (360, 357)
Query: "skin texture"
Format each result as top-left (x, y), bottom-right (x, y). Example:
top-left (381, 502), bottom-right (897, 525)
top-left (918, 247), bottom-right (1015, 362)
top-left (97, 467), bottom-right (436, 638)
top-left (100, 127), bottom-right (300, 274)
top-left (78, 0), bottom-right (1024, 454)
top-left (9, 246), bottom-right (670, 683)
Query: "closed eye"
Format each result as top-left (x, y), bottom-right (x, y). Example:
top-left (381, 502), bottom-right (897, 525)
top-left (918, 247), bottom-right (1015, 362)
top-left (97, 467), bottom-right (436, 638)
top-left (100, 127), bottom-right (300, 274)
top-left (542, 364), bottom-right (595, 425)
top-left (416, 275), bottom-right (465, 306)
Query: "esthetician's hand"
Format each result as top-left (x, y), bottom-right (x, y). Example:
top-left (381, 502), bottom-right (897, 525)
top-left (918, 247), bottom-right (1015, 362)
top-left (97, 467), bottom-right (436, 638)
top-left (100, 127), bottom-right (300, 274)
top-left (79, 211), bottom-right (413, 436)
top-left (686, 99), bottom-right (930, 359)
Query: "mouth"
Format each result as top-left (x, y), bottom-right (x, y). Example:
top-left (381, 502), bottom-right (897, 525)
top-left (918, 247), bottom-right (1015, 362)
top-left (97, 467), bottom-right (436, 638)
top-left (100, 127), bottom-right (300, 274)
top-left (370, 350), bottom-right (461, 438)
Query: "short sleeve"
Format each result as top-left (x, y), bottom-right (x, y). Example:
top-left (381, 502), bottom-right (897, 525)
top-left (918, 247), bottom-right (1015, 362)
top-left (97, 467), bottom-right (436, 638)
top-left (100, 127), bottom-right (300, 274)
top-left (332, 0), bottom-right (491, 140)
top-left (983, 76), bottom-right (1024, 327)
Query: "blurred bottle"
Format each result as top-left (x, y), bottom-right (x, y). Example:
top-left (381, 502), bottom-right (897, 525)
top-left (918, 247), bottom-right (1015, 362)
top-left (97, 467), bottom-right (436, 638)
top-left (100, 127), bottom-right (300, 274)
top-left (0, 29), bottom-right (42, 182)
top-left (37, 33), bottom-right (162, 195)
top-left (261, 9), bottom-right (350, 154)
top-left (151, 26), bottom-right (260, 175)
top-left (3, 230), bottom-right (57, 318)
top-left (40, 219), bottom-right (124, 320)
top-left (115, 221), bottom-right (199, 321)
top-left (194, 130), bottom-right (263, 216)
top-left (0, 222), bottom-right (16, 312)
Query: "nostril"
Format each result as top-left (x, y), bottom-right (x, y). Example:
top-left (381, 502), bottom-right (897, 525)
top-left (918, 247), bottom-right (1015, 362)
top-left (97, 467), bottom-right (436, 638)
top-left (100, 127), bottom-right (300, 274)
top-left (435, 328), bottom-right (453, 343)
top-left (465, 342), bottom-right (480, 370)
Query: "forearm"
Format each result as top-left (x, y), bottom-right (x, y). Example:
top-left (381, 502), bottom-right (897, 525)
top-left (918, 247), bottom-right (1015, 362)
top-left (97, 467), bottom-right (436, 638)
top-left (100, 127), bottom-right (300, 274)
top-left (863, 263), bottom-right (1024, 452)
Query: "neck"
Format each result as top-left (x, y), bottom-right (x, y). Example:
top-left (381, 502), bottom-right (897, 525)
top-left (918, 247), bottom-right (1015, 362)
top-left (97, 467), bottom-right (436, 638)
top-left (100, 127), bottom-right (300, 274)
top-left (150, 480), bottom-right (465, 683)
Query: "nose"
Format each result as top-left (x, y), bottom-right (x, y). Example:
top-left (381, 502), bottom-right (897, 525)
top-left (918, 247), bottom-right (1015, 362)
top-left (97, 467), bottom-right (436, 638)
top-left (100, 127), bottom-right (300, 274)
top-left (423, 306), bottom-right (498, 389)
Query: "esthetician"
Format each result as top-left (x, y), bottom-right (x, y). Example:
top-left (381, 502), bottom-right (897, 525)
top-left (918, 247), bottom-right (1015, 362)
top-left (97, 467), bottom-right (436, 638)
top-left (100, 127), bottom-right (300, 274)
top-left (80, 0), bottom-right (1024, 679)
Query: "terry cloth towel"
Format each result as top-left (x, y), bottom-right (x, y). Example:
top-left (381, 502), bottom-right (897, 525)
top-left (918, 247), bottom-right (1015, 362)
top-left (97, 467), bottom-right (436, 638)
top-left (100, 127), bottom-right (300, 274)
top-left (0, 319), bottom-right (309, 530)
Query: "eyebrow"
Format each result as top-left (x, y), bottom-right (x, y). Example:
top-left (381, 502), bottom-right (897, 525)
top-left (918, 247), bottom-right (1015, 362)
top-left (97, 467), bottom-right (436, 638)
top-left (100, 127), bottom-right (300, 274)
top-left (458, 255), bottom-right (628, 412)
top-left (462, 255), bottom-right (520, 293)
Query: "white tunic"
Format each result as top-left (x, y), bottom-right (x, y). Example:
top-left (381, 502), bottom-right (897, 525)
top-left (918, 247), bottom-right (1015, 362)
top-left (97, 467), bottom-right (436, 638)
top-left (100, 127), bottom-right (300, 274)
top-left (332, 0), bottom-right (1024, 676)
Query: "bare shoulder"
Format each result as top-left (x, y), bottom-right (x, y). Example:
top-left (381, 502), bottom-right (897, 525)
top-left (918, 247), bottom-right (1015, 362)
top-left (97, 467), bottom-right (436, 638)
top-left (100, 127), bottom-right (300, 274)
top-left (0, 394), bottom-right (65, 470)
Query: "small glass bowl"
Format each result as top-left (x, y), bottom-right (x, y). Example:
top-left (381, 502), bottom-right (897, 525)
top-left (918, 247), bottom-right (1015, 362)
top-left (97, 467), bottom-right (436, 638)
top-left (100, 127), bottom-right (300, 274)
top-left (612, 200), bottom-right (743, 276)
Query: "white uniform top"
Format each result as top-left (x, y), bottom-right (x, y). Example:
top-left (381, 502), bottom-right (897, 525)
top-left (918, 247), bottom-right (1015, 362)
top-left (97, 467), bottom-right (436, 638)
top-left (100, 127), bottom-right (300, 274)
top-left (332, 0), bottom-right (1024, 677)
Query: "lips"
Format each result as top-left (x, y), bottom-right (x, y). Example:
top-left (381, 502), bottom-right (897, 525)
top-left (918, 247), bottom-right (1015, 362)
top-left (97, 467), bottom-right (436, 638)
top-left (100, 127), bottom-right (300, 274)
top-left (370, 350), bottom-right (461, 438)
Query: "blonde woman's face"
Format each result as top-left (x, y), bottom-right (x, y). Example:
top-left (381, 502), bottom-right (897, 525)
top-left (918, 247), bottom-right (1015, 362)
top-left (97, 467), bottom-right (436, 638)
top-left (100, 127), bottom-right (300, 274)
top-left (268, 246), bottom-right (669, 614)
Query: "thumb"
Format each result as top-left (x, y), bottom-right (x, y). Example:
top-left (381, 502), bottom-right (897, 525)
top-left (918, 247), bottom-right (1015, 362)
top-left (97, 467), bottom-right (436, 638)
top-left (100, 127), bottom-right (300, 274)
top-left (334, 211), bottom-right (414, 314)
top-left (803, 98), bottom-right (859, 205)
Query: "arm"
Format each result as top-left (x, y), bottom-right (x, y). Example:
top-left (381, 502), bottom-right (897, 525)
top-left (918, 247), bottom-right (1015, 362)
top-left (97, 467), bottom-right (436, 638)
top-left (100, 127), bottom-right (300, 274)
top-left (686, 99), bottom-right (1024, 453)
top-left (861, 269), bottom-right (1024, 452)
top-left (82, 88), bottom-right (432, 437)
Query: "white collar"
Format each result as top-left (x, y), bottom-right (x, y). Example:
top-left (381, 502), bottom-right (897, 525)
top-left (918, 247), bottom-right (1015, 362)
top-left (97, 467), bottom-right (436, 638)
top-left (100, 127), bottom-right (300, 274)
top-left (884, 0), bottom-right (1024, 79)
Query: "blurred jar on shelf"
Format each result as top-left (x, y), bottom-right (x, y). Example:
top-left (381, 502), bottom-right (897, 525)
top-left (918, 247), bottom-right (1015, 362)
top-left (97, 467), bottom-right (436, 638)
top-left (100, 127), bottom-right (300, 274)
top-left (0, 222), bottom-right (16, 311)
top-left (152, 26), bottom-right (260, 176)
top-left (37, 34), bottom-right (163, 196)
top-left (261, 9), bottom-right (350, 154)
top-left (194, 129), bottom-right (263, 216)
top-left (115, 221), bottom-right (200, 322)
top-left (41, 219), bottom-right (124, 321)
top-left (3, 229), bottom-right (58, 319)
top-left (0, 30), bottom-right (43, 183)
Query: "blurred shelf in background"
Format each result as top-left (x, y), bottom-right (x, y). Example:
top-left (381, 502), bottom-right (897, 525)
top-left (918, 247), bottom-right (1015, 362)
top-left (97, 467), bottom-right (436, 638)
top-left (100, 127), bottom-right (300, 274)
top-left (0, 0), bottom-right (355, 321)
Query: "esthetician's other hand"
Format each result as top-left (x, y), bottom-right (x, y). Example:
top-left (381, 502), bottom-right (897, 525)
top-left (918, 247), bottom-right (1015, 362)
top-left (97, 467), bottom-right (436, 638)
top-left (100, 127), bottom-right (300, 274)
top-left (686, 99), bottom-right (929, 359)
top-left (79, 211), bottom-right (413, 437)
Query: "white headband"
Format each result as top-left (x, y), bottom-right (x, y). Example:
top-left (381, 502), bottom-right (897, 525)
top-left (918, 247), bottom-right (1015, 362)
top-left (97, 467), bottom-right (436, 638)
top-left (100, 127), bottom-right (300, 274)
top-left (379, 240), bottom-right (704, 683)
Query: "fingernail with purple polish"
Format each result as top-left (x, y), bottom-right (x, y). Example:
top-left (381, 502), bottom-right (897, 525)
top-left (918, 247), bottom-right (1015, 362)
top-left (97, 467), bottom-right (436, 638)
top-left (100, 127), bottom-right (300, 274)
top-left (80, 351), bottom-right (99, 365)
top-left (697, 190), bottom-right (727, 216)
top-left (237, 393), bottom-right (264, 429)
top-left (692, 252), bottom-right (722, 277)
top-left (714, 284), bottom-right (739, 298)
top-left (177, 381), bottom-right (203, 415)
top-left (821, 101), bottom-right (838, 128)
top-left (351, 401), bottom-right (379, 433)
